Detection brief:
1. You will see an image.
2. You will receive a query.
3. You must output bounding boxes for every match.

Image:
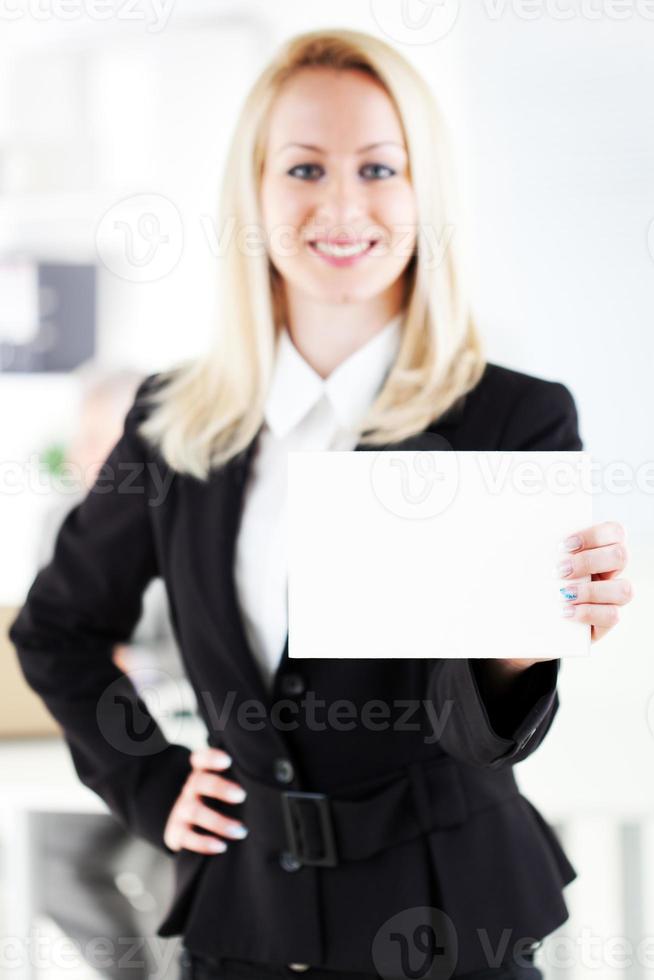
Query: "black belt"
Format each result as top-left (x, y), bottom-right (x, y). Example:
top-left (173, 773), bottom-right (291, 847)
top-left (233, 755), bottom-right (520, 868)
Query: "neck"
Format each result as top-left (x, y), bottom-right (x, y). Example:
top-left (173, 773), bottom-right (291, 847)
top-left (282, 279), bottom-right (406, 379)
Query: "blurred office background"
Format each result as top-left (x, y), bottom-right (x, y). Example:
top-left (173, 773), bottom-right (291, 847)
top-left (0, 2), bottom-right (653, 979)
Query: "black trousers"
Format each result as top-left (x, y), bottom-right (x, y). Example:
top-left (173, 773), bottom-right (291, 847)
top-left (178, 946), bottom-right (543, 980)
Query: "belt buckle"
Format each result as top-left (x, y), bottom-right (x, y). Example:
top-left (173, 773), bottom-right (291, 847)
top-left (281, 790), bottom-right (338, 867)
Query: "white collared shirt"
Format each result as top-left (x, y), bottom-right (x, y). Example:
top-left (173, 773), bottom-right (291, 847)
top-left (233, 315), bottom-right (403, 689)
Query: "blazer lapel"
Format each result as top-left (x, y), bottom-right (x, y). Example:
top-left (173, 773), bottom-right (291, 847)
top-left (185, 431), bottom-right (273, 708)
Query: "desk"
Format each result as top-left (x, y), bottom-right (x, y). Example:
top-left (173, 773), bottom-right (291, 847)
top-left (0, 717), bottom-right (207, 980)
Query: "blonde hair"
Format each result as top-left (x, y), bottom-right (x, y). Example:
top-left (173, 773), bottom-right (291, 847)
top-left (137, 28), bottom-right (486, 481)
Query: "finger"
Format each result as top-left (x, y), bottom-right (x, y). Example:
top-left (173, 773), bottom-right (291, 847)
top-left (180, 799), bottom-right (249, 840)
top-left (560, 602), bottom-right (620, 628)
top-left (557, 541), bottom-right (628, 580)
top-left (559, 578), bottom-right (634, 606)
top-left (560, 520), bottom-right (626, 554)
top-left (190, 748), bottom-right (232, 771)
top-left (191, 770), bottom-right (247, 804)
top-left (179, 830), bottom-right (228, 854)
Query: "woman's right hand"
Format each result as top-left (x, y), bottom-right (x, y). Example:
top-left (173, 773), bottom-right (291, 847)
top-left (163, 748), bottom-right (248, 854)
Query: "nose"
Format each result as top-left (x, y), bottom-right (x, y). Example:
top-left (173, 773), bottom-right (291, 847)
top-left (313, 170), bottom-right (366, 231)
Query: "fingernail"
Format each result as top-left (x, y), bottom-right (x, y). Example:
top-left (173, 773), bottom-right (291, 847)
top-left (561, 535), bottom-right (582, 552)
top-left (561, 606), bottom-right (575, 617)
top-left (227, 787), bottom-right (247, 803)
top-left (559, 587), bottom-right (578, 601)
top-left (215, 751), bottom-right (232, 767)
top-left (208, 838), bottom-right (227, 852)
top-left (226, 824), bottom-right (249, 839)
top-left (557, 560), bottom-right (573, 578)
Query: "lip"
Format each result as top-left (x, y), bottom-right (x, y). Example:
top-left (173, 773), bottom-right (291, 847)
top-left (307, 238), bottom-right (378, 268)
top-left (320, 237), bottom-right (366, 245)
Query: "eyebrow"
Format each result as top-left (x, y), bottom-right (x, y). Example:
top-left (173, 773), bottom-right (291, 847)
top-left (276, 141), bottom-right (407, 155)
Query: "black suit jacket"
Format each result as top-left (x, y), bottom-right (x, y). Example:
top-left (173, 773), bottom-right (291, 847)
top-left (9, 361), bottom-right (582, 976)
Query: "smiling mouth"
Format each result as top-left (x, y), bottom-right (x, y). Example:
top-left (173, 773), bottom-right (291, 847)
top-left (308, 239), bottom-right (378, 259)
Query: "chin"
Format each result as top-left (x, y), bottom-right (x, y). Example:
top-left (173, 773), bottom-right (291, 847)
top-left (316, 288), bottom-right (381, 306)
top-left (301, 272), bottom-right (399, 306)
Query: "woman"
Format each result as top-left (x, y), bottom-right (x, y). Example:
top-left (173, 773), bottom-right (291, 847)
top-left (10, 28), bottom-right (633, 980)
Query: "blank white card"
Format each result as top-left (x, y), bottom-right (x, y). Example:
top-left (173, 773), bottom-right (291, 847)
top-left (288, 451), bottom-right (592, 660)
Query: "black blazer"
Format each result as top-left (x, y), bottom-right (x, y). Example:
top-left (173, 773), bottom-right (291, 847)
top-left (9, 361), bottom-right (583, 977)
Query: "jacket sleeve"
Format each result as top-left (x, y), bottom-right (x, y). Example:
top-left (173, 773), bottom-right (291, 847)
top-left (8, 374), bottom-right (192, 853)
top-left (427, 379), bottom-right (583, 769)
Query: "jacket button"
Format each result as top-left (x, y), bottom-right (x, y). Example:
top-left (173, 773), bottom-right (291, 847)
top-left (280, 673), bottom-right (305, 696)
top-left (279, 850), bottom-right (302, 872)
top-left (274, 757), bottom-right (294, 784)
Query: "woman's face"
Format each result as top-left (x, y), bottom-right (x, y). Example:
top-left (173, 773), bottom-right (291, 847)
top-left (260, 67), bottom-right (417, 307)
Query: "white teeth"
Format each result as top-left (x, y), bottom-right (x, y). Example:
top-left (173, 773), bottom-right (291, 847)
top-left (312, 240), bottom-right (371, 258)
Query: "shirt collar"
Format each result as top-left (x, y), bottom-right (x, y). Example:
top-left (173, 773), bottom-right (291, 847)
top-left (264, 314), bottom-right (404, 439)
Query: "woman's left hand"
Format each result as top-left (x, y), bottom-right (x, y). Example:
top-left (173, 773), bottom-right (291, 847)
top-left (497, 520), bottom-right (633, 674)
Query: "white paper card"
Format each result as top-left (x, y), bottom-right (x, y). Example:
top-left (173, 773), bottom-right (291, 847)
top-left (288, 451), bottom-right (592, 660)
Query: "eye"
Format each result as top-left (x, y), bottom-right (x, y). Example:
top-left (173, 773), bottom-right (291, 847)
top-left (287, 163), bottom-right (324, 181)
top-left (359, 163), bottom-right (396, 180)
top-left (286, 162), bottom-right (397, 181)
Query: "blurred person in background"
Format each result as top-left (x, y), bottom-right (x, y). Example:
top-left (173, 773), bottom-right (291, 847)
top-left (34, 364), bottom-right (194, 980)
